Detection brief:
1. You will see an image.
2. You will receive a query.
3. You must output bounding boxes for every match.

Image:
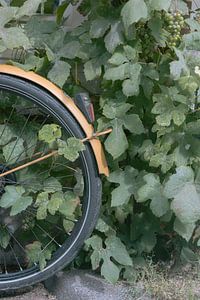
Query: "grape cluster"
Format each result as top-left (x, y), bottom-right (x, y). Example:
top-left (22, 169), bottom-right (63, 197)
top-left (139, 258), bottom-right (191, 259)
top-left (165, 12), bottom-right (185, 47)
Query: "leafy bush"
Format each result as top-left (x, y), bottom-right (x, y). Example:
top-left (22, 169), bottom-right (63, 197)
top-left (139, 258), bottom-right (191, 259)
top-left (1, 0), bottom-right (200, 283)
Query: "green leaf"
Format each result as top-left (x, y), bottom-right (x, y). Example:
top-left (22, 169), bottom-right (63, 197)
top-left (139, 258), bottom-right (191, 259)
top-left (164, 166), bottom-right (194, 199)
top-left (181, 247), bottom-right (198, 264)
top-left (85, 235), bottom-right (102, 251)
top-left (105, 235), bottom-right (132, 266)
top-left (39, 124), bottom-right (61, 144)
top-left (174, 218), bottom-right (195, 242)
top-left (0, 7), bottom-right (17, 27)
top-left (104, 63), bottom-right (129, 81)
top-left (171, 183), bottom-right (200, 224)
top-left (73, 168), bottom-right (84, 197)
top-left (11, 196), bottom-right (32, 216)
top-left (0, 125), bottom-right (16, 146)
top-left (48, 60), bottom-right (71, 88)
top-left (105, 119), bottom-right (128, 159)
top-left (0, 226), bottom-right (10, 249)
top-left (59, 191), bottom-right (79, 216)
top-left (84, 58), bottom-right (102, 81)
top-left (172, 0), bottom-right (188, 14)
top-left (152, 94), bottom-right (186, 127)
top-left (26, 241), bottom-right (52, 270)
top-left (137, 174), bottom-right (169, 217)
top-left (90, 18), bottom-right (111, 38)
top-left (123, 45), bottom-right (137, 61)
top-left (139, 232), bottom-right (157, 253)
top-left (45, 44), bottom-right (55, 62)
top-left (0, 185), bottom-right (32, 215)
top-left (170, 49), bottom-right (189, 80)
top-left (149, 0), bottom-right (171, 11)
top-left (177, 76), bottom-right (198, 96)
top-left (121, 0), bottom-right (148, 31)
top-left (123, 114), bottom-right (145, 134)
top-left (43, 177), bottom-right (62, 193)
top-left (183, 32), bottom-right (200, 51)
top-left (101, 252), bottom-right (120, 284)
top-left (35, 192), bottom-right (49, 220)
top-left (58, 41), bottom-right (80, 60)
top-left (1, 27), bottom-right (31, 49)
top-left (16, 0), bottom-right (43, 18)
top-left (104, 21), bottom-right (124, 53)
top-left (108, 166), bottom-right (138, 207)
top-left (0, 0), bottom-right (8, 6)
top-left (122, 63), bottom-right (142, 97)
top-left (103, 103), bottom-right (132, 119)
top-left (48, 192), bottom-right (64, 215)
top-left (96, 218), bottom-right (110, 233)
top-left (108, 51), bottom-right (128, 66)
top-left (85, 235), bottom-right (103, 270)
top-left (58, 137), bottom-right (85, 162)
top-left (186, 120), bottom-right (200, 135)
top-left (148, 17), bottom-right (167, 47)
top-left (63, 219), bottom-right (74, 233)
top-left (3, 138), bottom-right (25, 163)
top-left (56, 1), bottom-right (69, 24)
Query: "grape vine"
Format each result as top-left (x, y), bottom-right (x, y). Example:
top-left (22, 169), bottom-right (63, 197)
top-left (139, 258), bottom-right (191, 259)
top-left (0, 0), bottom-right (199, 284)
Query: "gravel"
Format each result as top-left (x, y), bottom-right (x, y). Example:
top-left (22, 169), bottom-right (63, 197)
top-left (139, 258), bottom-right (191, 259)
top-left (0, 284), bottom-right (57, 300)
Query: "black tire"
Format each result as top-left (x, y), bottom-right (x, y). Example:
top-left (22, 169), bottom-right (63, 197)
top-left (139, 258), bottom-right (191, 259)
top-left (0, 74), bottom-right (102, 291)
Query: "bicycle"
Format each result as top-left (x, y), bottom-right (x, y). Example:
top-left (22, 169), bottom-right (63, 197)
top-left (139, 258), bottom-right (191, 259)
top-left (0, 64), bottom-right (110, 291)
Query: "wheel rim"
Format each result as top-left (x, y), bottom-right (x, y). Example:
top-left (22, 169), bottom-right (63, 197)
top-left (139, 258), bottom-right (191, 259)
top-left (0, 84), bottom-right (91, 283)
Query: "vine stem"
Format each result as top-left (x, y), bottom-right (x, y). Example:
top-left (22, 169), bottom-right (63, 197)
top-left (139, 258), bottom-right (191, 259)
top-left (0, 128), bottom-right (112, 178)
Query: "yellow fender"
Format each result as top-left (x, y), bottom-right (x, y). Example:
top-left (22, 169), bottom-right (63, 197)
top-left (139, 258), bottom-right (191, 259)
top-left (0, 65), bottom-right (109, 176)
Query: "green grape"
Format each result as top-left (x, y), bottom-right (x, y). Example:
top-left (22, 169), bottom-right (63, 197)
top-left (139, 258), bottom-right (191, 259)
top-left (164, 11), bottom-right (185, 48)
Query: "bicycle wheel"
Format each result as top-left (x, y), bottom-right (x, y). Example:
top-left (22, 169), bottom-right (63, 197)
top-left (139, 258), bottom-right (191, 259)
top-left (0, 74), bottom-right (102, 291)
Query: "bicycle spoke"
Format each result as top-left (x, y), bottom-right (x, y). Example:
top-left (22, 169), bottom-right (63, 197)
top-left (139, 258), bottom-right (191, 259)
top-left (2, 112), bottom-right (32, 171)
top-left (9, 243), bottom-right (23, 271)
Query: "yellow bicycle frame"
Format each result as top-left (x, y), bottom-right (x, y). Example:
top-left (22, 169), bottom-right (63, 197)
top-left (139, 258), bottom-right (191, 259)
top-left (0, 65), bottom-right (109, 176)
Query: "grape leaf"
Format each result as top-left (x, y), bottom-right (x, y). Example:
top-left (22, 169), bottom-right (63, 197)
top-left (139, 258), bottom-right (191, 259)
top-left (1, 27), bottom-right (31, 49)
top-left (101, 252), bottom-right (120, 284)
top-left (0, 226), bottom-right (11, 249)
top-left (38, 124), bottom-right (61, 144)
top-left (123, 114), bottom-right (145, 134)
top-left (16, 0), bottom-right (43, 18)
top-left (58, 137), bottom-right (85, 162)
top-left (26, 241), bottom-right (52, 270)
top-left (58, 41), bottom-right (81, 59)
top-left (84, 58), bottom-right (102, 81)
top-left (137, 174), bottom-right (169, 218)
top-left (104, 63), bottom-right (129, 81)
top-left (104, 21), bottom-right (124, 53)
top-left (59, 191), bottom-right (79, 216)
top-left (43, 177), bottom-right (62, 193)
top-left (164, 166), bottom-right (194, 198)
top-left (48, 191), bottom-right (64, 215)
top-left (105, 235), bottom-right (132, 266)
top-left (0, 185), bottom-right (33, 215)
top-left (122, 63), bottom-right (142, 97)
top-left (0, 7), bottom-right (17, 27)
top-left (121, 0), bottom-right (148, 31)
top-left (174, 218), bottom-right (195, 242)
top-left (108, 166), bottom-right (138, 207)
top-left (90, 17), bottom-right (111, 38)
top-left (35, 192), bottom-right (49, 220)
top-left (48, 60), bottom-right (71, 88)
top-left (104, 119), bottom-right (128, 159)
top-left (149, 0), bottom-right (171, 11)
